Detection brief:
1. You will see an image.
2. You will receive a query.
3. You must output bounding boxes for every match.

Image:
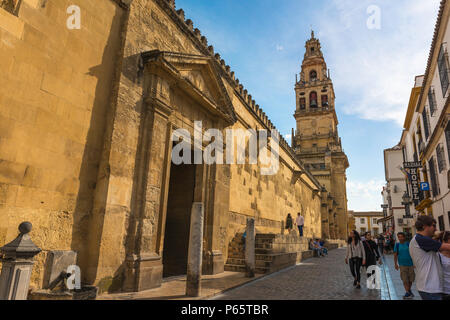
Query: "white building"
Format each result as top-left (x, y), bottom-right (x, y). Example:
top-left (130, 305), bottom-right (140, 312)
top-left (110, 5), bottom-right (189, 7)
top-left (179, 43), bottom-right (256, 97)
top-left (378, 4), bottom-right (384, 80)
top-left (350, 211), bottom-right (384, 236)
top-left (399, 0), bottom-right (450, 231)
top-left (383, 145), bottom-right (416, 239)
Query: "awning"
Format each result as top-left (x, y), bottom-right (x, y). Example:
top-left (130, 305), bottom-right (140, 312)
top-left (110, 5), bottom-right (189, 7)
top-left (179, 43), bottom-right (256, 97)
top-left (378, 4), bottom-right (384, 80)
top-left (415, 198), bottom-right (433, 211)
top-left (377, 215), bottom-right (393, 224)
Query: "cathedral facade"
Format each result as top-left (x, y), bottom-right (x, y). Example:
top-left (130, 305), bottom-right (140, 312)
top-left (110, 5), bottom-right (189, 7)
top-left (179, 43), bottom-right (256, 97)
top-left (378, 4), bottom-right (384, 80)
top-left (0, 0), bottom-right (348, 294)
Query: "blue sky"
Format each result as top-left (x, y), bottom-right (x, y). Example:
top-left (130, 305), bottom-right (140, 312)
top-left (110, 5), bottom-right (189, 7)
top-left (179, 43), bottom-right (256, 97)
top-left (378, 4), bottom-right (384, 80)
top-left (176, 0), bottom-right (441, 211)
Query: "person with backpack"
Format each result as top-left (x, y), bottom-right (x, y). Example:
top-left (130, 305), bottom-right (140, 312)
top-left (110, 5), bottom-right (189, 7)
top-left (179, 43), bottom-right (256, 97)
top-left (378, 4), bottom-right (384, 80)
top-left (410, 216), bottom-right (450, 300)
top-left (384, 234), bottom-right (391, 254)
top-left (438, 231), bottom-right (450, 300)
top-left (377, 234), bottom-right (385, 256)
top-left (394, 232), bottom-right (415, 299)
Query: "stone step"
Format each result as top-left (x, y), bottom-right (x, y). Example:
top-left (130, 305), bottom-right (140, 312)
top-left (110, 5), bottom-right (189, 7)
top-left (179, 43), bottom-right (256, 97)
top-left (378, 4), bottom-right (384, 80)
top-left (226, 258), bottom-right (274, 268)
top-left (224, 264), bottom-right (268, 274)
top-left (227, 253), bottom-right (271, 260)
top-left (301, 250), bottom-right (314, 260)
top-left (255, 248), bottom-right (273, 254)
top-left (255, 234), bottom-right (277, 239)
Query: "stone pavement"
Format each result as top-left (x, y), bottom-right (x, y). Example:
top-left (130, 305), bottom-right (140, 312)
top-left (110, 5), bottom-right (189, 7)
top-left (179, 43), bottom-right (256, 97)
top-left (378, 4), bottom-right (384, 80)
top-left (97, 271), bottom-right (265, 300)
top-left (98, 247), bottom-right (422, 300)
top-left (380, 252), bottom-right (420, 300)
top-left (213, 247), bottom-right (382, 300)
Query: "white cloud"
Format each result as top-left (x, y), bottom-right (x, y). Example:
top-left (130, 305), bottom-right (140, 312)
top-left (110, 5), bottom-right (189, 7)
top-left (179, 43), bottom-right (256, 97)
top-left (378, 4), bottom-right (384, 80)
top-left (284, 133), bottom-right (292, 140)
top-left (315, 0), bottom-right (441, 126)
top-left (347, 179), bottom-right (385, 211)
top-left (276, 44), bottom-right (284, 51)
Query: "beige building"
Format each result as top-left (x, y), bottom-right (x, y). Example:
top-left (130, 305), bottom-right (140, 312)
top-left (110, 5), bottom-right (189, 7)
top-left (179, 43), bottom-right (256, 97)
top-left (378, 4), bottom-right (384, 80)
top-left (393, 0), bottom-right (450, 233)
top-left (292, 32), bottom-right (350, 240)
top-left (0, 0), bottom-right (348, 294)
top-left (349, 211), bottom-right (383, 236)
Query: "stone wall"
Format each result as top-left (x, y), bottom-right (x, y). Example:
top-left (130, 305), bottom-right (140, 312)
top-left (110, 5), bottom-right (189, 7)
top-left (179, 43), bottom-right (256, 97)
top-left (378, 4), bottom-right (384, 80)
top-left (0, 0), bottom-right (125, 289)
top-left (0, 0), bottom-right (325, 293)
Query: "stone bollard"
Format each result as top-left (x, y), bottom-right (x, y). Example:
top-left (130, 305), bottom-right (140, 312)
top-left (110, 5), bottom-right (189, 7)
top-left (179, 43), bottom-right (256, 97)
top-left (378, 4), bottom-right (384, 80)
top-left (245, 218), bottom-right (255, 278)
top-left (0, 222), bottom-right (41, 300)
top-left (186, 202), bottom-right (204, 297)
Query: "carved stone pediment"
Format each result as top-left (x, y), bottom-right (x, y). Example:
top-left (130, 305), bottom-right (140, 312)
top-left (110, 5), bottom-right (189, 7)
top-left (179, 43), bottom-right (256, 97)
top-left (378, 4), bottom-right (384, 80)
top-left (141, 50), bottom-right (237, 125)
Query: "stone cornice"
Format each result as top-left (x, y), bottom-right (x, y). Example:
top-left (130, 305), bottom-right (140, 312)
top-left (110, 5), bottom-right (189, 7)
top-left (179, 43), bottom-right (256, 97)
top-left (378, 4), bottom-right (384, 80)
top-left (146, 0), bottom-right (322, 186)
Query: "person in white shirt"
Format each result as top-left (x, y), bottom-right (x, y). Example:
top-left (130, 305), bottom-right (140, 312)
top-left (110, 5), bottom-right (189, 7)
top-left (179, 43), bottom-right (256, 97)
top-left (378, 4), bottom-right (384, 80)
top-left (295, 212), bottom-right (304, 237)
top-left (409, 216), bottom-right (450, 300)
top-left (438, 231), bottom-right (450, 300)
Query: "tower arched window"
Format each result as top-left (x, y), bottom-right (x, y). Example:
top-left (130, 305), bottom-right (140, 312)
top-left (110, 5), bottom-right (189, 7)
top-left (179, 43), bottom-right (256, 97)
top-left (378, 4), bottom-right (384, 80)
top-left (310, 70), bottom-right (317, 81)
top-left (299, 98), bottom-right (306, 110)
top-left (321, 95), bottom-right (328, 107)
top-left (310, 91), bottom-right (318, 108)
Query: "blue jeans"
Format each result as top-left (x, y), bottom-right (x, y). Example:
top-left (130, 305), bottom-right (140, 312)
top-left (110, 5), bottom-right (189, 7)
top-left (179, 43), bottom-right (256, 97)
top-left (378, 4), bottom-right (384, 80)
top-left (418, 291), bottom-right (442, 300)
top-left (298, 225), bottom-right (303, 237)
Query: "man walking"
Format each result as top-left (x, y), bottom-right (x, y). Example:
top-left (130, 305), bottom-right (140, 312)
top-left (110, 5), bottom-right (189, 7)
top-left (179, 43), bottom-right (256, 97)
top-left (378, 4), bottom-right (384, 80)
top-left (295, 212), bottom-right (304, 237)
top-left (394, 232), bottom-right (415, 299)
top-left (409, 216), bottom-right (450, 300)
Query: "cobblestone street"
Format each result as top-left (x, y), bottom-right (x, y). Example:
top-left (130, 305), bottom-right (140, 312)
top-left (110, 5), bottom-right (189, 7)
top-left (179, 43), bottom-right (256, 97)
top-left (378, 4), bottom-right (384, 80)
top-left (213, 247), bottom-right (418, 300)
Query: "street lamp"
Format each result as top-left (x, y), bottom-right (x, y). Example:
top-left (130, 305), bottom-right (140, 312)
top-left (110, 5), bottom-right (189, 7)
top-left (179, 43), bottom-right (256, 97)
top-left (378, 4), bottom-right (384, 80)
top-left (402, 192), bottom-right (413, 218)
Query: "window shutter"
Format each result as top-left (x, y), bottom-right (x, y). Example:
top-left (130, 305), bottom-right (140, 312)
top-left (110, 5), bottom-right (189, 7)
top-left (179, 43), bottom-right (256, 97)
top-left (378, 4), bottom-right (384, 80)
top-left (422, 108), bottom-right (430, 140)
top-left (438, 45), bottom-right (449, 97)
top-left (436, 143), bottom-right (447, 173)
top-left (428, 157), bottom-right (440, 197)
top-left (428, 89), bottom-right (437, 116)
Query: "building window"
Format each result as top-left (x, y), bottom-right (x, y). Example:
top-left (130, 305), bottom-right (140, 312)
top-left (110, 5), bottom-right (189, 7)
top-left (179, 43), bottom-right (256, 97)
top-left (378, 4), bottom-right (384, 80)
top-left (0, 0), bottom-right (20, 15)
top-left (360, 218), bottom-right (365, 224)
top-left (445, 122), bottom-right (450, 163)
top-left (299, 98), bottom-right (306, 110)
top-left (321, 95), bottom-right (328, 107)
top-left (436, 143), bottom-right (447, 173)
top-left (448, 211), bottom-right (450, 229)
top-left (422, 108), bottom-right (431, 140)
top-left (310, 91), bottom-right (318, 108)
top-left (438, 45), bottom-right (450, 97)
top-left (310, 70), bottom-right (317, 81)
top-left (428, 88), bottom-right (437, 116)
top-left (428, 157), bottom-right (440, 197)
top-left (438, 215), bottom-right (445, 231)
top-left (360, 227), bottom-right (366, 233)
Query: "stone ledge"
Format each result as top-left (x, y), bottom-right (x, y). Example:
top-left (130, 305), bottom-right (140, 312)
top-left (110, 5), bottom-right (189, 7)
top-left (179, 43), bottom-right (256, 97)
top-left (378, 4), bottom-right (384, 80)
top-left (0, 7), bottom-right (24, 38)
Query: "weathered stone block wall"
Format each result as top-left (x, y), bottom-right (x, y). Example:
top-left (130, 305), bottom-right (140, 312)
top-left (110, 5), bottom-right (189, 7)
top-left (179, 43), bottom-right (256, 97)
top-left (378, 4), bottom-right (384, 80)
top-left (225, 94), bottom-right (322, 260)
top-left (0, 0), bottom-right (125, 289)
top-left (1, 0), bottom-right (325, 292)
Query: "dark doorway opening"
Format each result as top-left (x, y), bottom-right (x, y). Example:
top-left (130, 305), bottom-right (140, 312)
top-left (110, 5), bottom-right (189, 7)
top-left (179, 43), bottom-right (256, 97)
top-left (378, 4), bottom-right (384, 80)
top-left (162, 145), bottom-right (196, 278)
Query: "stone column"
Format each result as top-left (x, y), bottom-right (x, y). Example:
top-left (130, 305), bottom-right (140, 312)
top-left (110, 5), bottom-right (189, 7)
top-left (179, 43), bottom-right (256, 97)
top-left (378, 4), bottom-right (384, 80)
top-left (122, 65), bottom-right (174, 292)
top-left (0, 222), bottom-right (41, 300)
top-left (245, 218), bottom-right (255, 278)
top-left (186, 202), bottom-right (204, 297)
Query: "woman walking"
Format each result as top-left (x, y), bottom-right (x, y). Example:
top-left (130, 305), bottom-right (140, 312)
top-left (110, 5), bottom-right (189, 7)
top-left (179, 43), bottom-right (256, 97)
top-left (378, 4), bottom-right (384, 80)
top-left (363, 232), bottom-right (382, 288)
top-left (438, 231), bottom-right (450, 300)
top-left (345, 230), bottom-right (366, 289)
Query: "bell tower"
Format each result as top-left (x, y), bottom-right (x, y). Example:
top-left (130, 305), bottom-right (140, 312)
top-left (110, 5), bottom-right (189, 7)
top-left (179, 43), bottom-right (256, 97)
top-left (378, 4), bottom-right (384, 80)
top-left (293, 31), bottom-right (349, 240)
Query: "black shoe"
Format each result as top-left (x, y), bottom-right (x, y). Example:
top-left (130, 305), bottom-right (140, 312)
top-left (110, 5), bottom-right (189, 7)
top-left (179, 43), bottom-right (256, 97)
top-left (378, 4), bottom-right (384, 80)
top-left (353, 279), bottom-right (357, 286)
top-left (356, 284), bottom-right (361, 289)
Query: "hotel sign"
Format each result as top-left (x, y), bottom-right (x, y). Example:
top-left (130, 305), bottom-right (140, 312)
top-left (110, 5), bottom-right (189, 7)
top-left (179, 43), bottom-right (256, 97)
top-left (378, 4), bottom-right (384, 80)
top-left (403, 162), bottom-right (422, 205)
